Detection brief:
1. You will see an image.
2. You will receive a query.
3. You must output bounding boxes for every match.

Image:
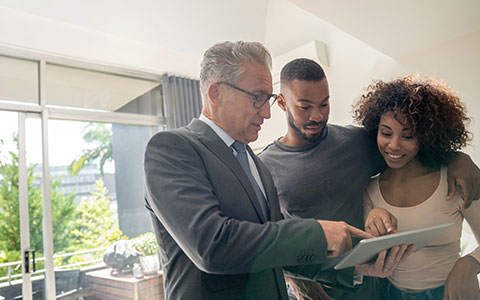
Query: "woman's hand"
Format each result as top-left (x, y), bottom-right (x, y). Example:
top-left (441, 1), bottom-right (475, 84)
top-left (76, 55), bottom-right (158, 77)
top-left (446, 152), bottom-right (480, 209)
top-left (355, 243), bottom-right (415, 278)
top-left (365, 208), bottom-right (398, 237)
top-left (444, 255), bottom-right (480, 300)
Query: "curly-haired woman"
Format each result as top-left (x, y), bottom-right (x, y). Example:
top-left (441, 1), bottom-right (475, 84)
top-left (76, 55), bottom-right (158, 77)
top-left (353, 75), bottom-right (480, 300)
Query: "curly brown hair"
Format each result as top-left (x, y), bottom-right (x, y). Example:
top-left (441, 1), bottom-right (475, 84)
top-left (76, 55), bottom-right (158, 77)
top-left (352, 75), bottom-right (471, 168)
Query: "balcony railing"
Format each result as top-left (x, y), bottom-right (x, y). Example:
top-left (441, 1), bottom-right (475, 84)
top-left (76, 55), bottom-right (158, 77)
top-left (0, 247), bottom-right (107, 284)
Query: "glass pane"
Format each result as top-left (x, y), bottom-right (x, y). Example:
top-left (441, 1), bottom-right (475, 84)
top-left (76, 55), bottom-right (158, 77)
top-left (48, 119), bottom-right (163, 299)
top-left (0, 112), bottom-right (45, 300)
top-left (0, 56), bottom-right (39, 104)
top-left (0, 112), bottom-right (21, 290)
top-left (46, 64), bottom-right (163, 115)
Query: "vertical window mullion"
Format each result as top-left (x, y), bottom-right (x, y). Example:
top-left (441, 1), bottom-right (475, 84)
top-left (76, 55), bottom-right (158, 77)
top-left (40, 59), bottom-right (56, 300)
top-left (18, 112), bottom-right (33, 300)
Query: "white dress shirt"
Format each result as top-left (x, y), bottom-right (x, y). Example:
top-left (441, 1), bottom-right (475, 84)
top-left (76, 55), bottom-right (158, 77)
top-left (199, 114), bottom-right (267, 198)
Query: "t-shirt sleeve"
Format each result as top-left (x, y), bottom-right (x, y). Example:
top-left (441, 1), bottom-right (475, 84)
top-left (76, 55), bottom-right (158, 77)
top-left (371, 148), bottom-right (387, 175)
top-left (353, 126), bottom-right (386, 176)
top-left (364, 133), bottom-right (386, 175)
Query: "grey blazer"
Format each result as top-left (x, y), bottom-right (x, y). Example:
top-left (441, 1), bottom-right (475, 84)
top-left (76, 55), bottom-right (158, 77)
top-left (145, 119), bottom-right (341, 300)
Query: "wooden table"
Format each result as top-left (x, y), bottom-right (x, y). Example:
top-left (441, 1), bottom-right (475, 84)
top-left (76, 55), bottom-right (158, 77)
top-left (86, 268), bottom-right (164, 300)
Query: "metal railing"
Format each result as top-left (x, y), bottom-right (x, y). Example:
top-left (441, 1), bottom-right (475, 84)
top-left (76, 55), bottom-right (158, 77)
top-left (0, 247), bottom-right (107, 284)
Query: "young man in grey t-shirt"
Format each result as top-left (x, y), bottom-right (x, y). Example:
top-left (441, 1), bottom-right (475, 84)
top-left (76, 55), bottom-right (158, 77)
top-left (259, 58), bottom-right (385, 300)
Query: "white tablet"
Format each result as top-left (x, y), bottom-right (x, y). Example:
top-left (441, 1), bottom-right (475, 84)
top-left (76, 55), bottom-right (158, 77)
top-left (334, 222), bottom-right (454, 270)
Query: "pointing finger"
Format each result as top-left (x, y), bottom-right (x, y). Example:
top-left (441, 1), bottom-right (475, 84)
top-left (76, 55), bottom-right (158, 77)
top-left (349, 226), bottom-right (374, 239)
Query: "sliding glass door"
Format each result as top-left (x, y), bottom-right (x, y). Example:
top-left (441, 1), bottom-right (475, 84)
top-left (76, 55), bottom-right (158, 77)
top-left (0, 111), bottom-right (45, 300)
top-left (1, 49), bottom-right (164, 300)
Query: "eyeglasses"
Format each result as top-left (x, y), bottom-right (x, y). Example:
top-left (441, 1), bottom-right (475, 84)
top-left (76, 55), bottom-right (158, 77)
top-left (216, 81), bottom-right (277, 108)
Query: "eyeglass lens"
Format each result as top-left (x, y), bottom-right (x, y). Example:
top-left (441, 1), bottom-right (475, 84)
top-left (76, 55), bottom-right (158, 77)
top-left (254, 94), bottom-right (276, 108)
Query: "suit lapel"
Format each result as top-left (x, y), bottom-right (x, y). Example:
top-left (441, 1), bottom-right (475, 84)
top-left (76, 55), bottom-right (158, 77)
top-left (247, 145), bottom-right (280, 221)
top-left (187, 119), bottom-right (267, 222)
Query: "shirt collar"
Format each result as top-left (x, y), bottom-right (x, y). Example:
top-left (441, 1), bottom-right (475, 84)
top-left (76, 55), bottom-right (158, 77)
top-left (199, 114), bottom-right (235, 147)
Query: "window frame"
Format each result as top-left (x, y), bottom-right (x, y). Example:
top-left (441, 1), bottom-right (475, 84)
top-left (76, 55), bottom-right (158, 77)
top-left (0, 44), bottom-right (164, 299)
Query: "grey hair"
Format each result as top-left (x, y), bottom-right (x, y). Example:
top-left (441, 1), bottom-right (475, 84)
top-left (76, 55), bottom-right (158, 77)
top-left (199, 41), bottom-right (272, 96)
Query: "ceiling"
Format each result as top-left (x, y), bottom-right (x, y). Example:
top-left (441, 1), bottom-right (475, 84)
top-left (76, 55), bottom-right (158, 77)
top-left (1, 0), bottom-right (478, 61)
top-left (0, 0), bottom-right (270, 58)
top-left (290, 0), bottom-right (480, 58)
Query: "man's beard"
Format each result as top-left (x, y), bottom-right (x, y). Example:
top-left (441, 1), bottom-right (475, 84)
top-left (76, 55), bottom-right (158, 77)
top-left (287, 109), bottom-right (326, 144)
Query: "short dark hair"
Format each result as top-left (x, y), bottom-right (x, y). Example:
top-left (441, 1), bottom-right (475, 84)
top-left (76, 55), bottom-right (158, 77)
top-left (352, 75), bottom-right (471, 168)
top-left (280, 58), bottom-right (326, 84)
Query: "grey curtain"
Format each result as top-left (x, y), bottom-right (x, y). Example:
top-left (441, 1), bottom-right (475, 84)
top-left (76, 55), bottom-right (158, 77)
top-left (114, 85), bottom-right (163, 237)
top-left (162, 74), bottom-right (202, 129)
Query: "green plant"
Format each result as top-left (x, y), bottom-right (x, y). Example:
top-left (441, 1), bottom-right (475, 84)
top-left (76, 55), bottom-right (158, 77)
top-left (60, 178), bottom-right (126, 267)
top-left (0, 132), bottom-right (126, 279)
top-left (68, 123), bottom-right (112, 176)
top-left (0, 137), bottom-right (76, 278)
top-left (131, 232), bottom-right (159, 256)
top-left (68, 178), bottom-right (125, 251)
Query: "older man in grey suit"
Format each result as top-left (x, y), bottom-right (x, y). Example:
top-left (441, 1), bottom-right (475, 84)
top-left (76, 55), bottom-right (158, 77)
top-left (144, 41), bottom-right (407, 300)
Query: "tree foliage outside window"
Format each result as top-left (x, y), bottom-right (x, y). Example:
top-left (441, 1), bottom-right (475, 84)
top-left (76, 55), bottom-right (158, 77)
top-left (63, 178), bottom-right (126, 266)
top-left (0, 141), bottom-right (75, 277)
top-left (69, 123), bottom-right (112, 176)
top-left (0, 135), bottom-right (124, 280)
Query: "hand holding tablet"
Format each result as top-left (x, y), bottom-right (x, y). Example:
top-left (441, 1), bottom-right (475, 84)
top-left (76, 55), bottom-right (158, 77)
top-left (354, 243), bottom-right (415, 278)
top-left (334, 222), bottom-right (454, 270)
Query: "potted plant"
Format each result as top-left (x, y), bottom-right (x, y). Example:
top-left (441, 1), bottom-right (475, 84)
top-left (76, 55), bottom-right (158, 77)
top-left (131, 232), bottom-right (160, 274)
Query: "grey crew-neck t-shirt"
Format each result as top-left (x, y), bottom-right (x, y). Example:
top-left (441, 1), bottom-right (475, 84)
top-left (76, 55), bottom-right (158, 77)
top-left (258, 124), bottom-right (384, 230)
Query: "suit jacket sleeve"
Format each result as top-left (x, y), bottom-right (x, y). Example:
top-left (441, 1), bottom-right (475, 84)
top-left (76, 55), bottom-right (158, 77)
top-left (144, 130), bottom-right (329, 274)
